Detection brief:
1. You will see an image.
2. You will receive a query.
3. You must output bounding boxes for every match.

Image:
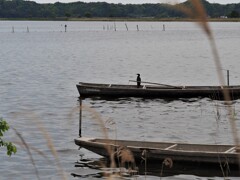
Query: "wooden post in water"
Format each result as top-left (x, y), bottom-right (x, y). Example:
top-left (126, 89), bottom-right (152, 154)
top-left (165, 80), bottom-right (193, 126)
top-left (79, 98), bottom-right (82, 137)
top-left (27, 26), bottom-right (29, 33)
top-left (125, 23), bottom-right (128, 31)
top-left (12, 26), bottom-right (14, 33)
top-left (136, 25), bottom-right (139, 31)
top-left (64, 24), bottom-right (67, 32)
top-left (227, 70), bottom-right (230, 86)
top-left (114, 22), bottom-right (116, 31)
top-left (163, 24), bottom-right (165, 31)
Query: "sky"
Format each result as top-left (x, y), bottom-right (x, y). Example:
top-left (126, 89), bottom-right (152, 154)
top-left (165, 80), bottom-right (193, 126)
top-left (33, 0), bottom-right (240, 5)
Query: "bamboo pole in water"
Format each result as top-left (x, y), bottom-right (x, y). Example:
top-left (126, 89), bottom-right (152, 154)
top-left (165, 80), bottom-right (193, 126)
top-left (79, 98), bottom-right (82, 137)
top-left (125, 23), bottom-right (128, 31)
top-left (64, 24), bottom-right (67, 32)
top-left (114, 22), bottom-right (116, 31)
top-left (227, 70), bottom-right (230, 86)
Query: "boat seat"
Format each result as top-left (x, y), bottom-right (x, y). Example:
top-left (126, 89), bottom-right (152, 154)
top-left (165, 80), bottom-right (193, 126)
top-left (165, 144), bottom-right (177, 150)
top-left (143, 85), bottom-right (146, 89)
top-left (224, 147), bottom-right (235, 153)
top-left (108, 84), bottom-right (111, 87)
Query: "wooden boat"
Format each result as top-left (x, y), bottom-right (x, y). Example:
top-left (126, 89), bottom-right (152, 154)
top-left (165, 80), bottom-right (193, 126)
top-left (75, 137), bottom-right (240, 176)
top-left (76, 82), bottom-right (240, 99)
top-left (75, 137), bottom-right (240, 166)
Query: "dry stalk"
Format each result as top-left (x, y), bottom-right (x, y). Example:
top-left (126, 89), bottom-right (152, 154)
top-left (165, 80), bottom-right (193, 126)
top-left (12, 127), bottom-right (40, 180)
top-left (73, 103), bottom-right (138, 177)
top-left (12, 141), bottom-right (52, 163)
top-left (178, 0), bottom-right (240, 161)
top-left (14, 112), bottom-right (67, 180)
top-left (116, 146), bottom-right (135, 168)
top-left (79, 104), bottom-right (117, 169)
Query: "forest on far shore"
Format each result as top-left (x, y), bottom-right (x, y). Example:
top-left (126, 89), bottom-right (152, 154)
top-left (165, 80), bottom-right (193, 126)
top-left (0, 0), bottom-right (240, 19)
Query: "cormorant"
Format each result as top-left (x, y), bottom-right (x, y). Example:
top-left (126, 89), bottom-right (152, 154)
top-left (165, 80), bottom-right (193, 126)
top-left (136, 74), bottom-right (141, 88)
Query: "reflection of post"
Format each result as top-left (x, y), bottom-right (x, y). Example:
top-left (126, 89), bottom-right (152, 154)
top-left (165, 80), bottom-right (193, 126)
top-left (79, 98), bottom-right (82, 137)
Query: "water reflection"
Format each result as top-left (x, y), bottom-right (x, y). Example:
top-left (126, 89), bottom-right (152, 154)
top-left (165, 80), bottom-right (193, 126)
top-left (79, 96), bottom-right (207, 103)
top-left (72, 156), bottom-right (240, 179)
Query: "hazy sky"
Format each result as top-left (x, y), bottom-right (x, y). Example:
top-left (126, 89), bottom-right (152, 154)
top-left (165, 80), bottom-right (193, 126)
top-left (33, 0), bottom-right (240, 5)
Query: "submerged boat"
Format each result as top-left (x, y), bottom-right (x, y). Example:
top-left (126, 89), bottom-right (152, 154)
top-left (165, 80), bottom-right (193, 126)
top-left (76, 82), bottom-right (240, 99)
top-left (75, 137), bottom-right (240, 176)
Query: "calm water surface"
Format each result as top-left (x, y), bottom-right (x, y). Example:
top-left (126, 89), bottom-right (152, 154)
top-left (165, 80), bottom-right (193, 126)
top-left (0, 21), bottom-right (240, 179)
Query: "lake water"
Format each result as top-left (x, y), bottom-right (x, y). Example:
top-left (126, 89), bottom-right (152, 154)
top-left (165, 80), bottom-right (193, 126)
top-left (0, 21), bottom-right (240, 179)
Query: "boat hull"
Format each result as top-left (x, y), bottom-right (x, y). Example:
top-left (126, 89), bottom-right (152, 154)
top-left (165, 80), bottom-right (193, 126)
top-left (76, 82), bottom-right (240, 99)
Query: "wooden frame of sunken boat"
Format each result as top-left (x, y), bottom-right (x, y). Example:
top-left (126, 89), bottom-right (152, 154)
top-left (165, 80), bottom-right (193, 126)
top-left (75, 137), bottom-right (240, 168)
top-left (76, 82), bottom-right (240, 99)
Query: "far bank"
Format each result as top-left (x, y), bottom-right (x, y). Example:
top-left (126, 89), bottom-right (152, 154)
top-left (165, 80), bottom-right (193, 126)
top-left (1, 17), bottom-right (240, 22)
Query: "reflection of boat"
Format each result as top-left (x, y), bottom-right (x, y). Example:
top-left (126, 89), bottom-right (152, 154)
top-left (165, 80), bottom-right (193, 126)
top-left (75, 137), bottom-right (240, 176)
top-left (76, 82), bottom-right (240, 99)
top-left (73, 157), bottom-right (240, 177)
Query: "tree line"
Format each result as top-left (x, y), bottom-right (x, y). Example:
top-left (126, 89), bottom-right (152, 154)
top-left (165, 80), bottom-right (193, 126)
top-left (0, 0), bottom-right (239, 19)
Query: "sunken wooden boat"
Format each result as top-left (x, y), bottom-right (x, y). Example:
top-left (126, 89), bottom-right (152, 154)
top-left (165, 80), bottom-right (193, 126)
top-left (75, 137), bottom-right (240, 166)
top-left (76, 82), bottom-right (240, 99)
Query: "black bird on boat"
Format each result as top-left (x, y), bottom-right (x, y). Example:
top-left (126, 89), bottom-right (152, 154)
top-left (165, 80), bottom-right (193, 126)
top-left (136, 74), bottom-right (141, 88)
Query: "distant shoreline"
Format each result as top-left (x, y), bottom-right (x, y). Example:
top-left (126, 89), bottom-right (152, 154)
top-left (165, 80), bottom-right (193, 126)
top-left (1, 17), bottom-right (240, 22)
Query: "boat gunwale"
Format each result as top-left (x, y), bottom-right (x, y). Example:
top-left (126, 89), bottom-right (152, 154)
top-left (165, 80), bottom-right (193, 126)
top-left (75, 137), bottom-right (239, 155)
top-left (77, 82), bottom-right (240, 91)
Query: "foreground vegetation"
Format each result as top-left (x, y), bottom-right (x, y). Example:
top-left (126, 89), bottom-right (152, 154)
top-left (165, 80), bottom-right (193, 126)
top-left (0, 118), bottom-right (17, 156)
top-left (0, 0), bottom-right (239, 19)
